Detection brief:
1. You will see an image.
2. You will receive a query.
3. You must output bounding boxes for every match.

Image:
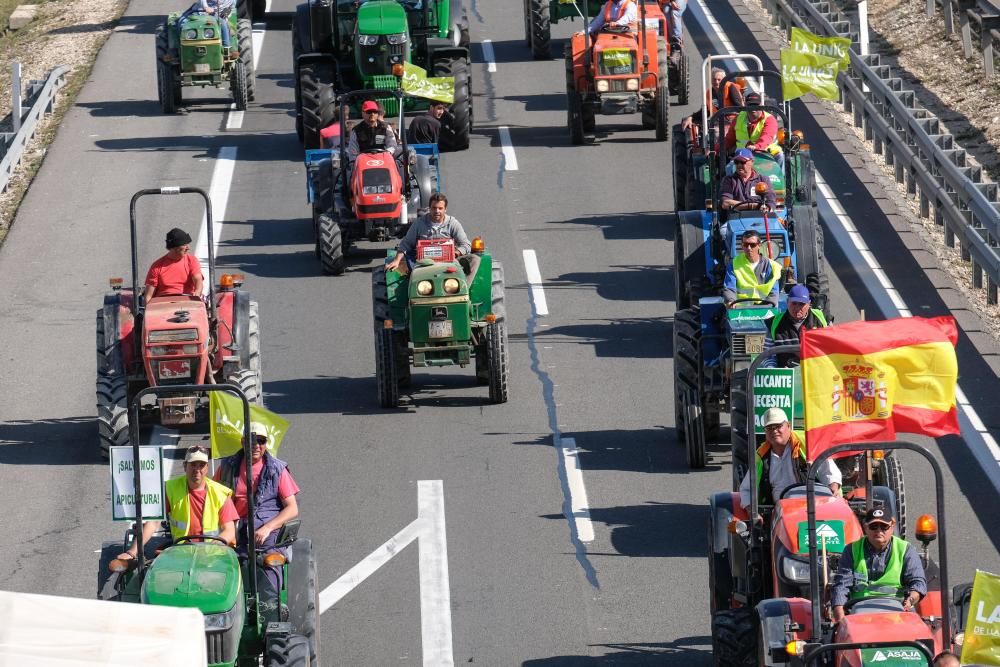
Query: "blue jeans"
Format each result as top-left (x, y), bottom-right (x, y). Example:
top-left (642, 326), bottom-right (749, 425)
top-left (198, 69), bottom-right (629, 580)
top-left (219, 10), bottom-right (231, 49)
top-left (670, 0), bottom-right (686, 43)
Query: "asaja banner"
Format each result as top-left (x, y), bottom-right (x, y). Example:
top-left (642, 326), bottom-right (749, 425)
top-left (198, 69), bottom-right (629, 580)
top-left (796, 519), bottom-right (846, 554)
top-left (209, 391), bottom-right (289, 458)
top-left (402, 62), bottom-right (455, 104)
top-left (962, 569), bottom-right (1000, 665)
top-left (753, 368), bottom-right (796, 435)
top-left (110, 446), bottom-right (164, 521)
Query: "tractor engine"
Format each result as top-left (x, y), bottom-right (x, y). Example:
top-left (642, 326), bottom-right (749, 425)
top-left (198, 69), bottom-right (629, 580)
top-left (354, 0), bottom-right (411, 80)
top-left (593, 36), bottom-right (640, 94)
top-left (142, 296), bottom-right (211, 425)
top-left (178, 13), bottom-right (223, 75)
top-left (351, 151), bottom-right (404, 240)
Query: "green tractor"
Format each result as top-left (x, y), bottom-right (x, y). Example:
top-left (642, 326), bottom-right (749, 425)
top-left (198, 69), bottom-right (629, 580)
top-left (523, 0), bottom-right (601, 60)
top-left (97, 384), bottom-right (320, 667)
top-left (293, 0), bottom-right (472, 150)
top-left (156, 6), bottom-right (256, 113)
top-left (372, 238), bottom-right (508, 407)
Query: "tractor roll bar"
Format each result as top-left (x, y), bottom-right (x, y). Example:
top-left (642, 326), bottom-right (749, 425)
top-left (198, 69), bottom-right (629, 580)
top-left (126, 384), bottom-right (259, 617)
top-left (699, 54), bottom-right (764, 143)
top-left (805, 442), bottom-right (951, 647)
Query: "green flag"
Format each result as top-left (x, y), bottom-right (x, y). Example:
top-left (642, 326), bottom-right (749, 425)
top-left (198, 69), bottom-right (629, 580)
top-left (780, 48), bottom-right (841, 102)
top-left (402, 62), bottom-right (455, 104)
top-left (962, 569), bottom-right (1000, 665)
top-left (789, 27), bottom-right (851, 72)
top-left (209, 391), bottom-right (289, 458)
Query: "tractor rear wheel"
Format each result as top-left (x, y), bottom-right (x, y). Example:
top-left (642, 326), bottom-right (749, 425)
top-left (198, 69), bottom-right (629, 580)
top-left (670, 48), bottom-right (689, 105)
top-left (675, 211), bottom-right (708, 310)
top-left (375, 327), bottom-right (400, 408)
top-left (265, 634), bottom-right (310, 667)
top-left (655, 38), bottom-right (670, 142)
top-left (435, 57), bottom-right (472, 152)
top-left (882, 452), bottom-right (907, 538)
top-left (486, 320), bottom-right (509, 404)
top-left (674, 305), bottom-right (707, 468)
top-left (318, 213), bottom-right (346, 275)
top-left (231, 59), bottom-right (249, 111)
top-left (287, 539), bottom-right (320, 663)
top-left (794, 151), bottom-right (816, 206)
top-left (528, 0), bottom-right (551, 59)
top-left (568, 91), bottom-right (585, 145)
top-left (227, 368), bottom-right (261, 405)
top-left (299, 61), bottom-right (337, 149)
top-left (248, 300), bottom-right (262, 400)
top-left (711, 608), bottom-right (758, 667)
top-left (792, 203), bottom-right (831, 317)
top-left (730, 369), bottom-right (750, 490)
top-left (155, 26), bottom-right (178, 114)
top-left (291, 4), bottom-right (310, 141)
top-left (673, 132), bottom-right (688, 211)
top-left (237, 19), bottom-right (255, 102)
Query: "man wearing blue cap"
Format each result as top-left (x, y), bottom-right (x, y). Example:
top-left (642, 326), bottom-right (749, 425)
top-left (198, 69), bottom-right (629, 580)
top-left (761, 283), bottom-right (828, 367)
top-left (720, 148), bottom-right (777, 214)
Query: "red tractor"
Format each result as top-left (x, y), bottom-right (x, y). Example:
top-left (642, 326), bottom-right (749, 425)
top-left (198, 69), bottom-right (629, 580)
top-left (564, 0), bottom-right (682, 144)
top-left (96, 187), bottom-right (261, 456)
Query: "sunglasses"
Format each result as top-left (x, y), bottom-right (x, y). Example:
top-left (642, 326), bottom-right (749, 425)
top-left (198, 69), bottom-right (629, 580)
top-left (763, 423), bottom-right (785, 431)
top-left (743, 242), bottom-right (760, 248)
top-left (364, 110), bottom-right (379, 114)
top-left (187, 445), bottom-right (208, 454)
top-left (866, 523), bottom-right (891, 532)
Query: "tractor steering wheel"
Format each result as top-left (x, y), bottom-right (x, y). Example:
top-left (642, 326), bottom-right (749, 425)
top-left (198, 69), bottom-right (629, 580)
top-left (731, 200), bottom-right (771, 212)
top-left (173, 534), bottom-right (233, 547)
top-left (842, 595), bottom-right (905, 615)
top-left (778, 482), bottom-right (835, 501)
top-left (727, 297), bottom-right (774, 309)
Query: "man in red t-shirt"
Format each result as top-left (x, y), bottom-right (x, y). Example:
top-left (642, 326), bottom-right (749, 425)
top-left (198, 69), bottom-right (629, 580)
top-left (143, 227), bottom-right (204, 301)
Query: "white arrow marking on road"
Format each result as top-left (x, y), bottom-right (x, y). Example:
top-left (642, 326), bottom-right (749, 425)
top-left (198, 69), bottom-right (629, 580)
top-left (499, 126), bottom-right (518, 171)
top-left (522, 249), bottom-right (548, 316)
top-left (194, 146), bottom-right (238, 288)
top-left (482, 39), bottom-right (497, 73)
top-left (319, 480), bottom-right (454, 667)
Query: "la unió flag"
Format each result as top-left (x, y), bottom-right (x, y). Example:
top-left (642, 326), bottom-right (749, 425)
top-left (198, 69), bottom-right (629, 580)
top-left (401, 62), bottom-right (455, 104)
top-left (962, 569), bottom-right (1000, 665)
top-left (781, 28), bottom-right (851, 102)
top-left (800, 316), bottom-right (960, 458)
top-left (209, 391), bottom-right (289, 458)
top-left (789, 27), bottom-right (851, 71)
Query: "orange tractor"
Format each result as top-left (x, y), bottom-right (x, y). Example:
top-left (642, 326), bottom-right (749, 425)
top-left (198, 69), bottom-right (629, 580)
top-left (95, 187), bottom-right (261, 456)
top-left (564, 0), bottom-right (679, 144)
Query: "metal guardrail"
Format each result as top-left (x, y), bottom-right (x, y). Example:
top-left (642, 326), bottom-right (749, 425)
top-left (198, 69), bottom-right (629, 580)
top-left (930, 0), bottom-right (1000, 76)
top-left (758, 0), bottom-right (1000, 305)
top-left (0, 65), bottom-right (69, 194)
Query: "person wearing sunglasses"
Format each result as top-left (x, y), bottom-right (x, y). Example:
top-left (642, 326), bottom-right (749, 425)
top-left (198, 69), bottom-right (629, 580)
top-left (830, 507), bottom-right (927, 622)
top-left (720, 147), bottom-right (777, 215)
top-left (722, 228), bottom-right (781, 308)
top-left (346, 99), bottom-right (399, 163)
top-left (760, 283), bottom-right (828, 368)
top-left (116, 445), bottom-right (238, 562)
top-left (214, 421), bottom-right (300, 597)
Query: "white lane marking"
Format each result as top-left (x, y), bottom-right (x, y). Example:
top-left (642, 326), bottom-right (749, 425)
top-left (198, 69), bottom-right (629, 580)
top-left (194, 146), bottom-right (238, 285)
top-left (691, 4), bottom-right (1000, 490)
top-left (498, 126), bottom-right (519, 171)
top-left (319, 481), bottom-right (454, 667)
top-left (522, 249), bottom-right (549, 316)
top-left (226, 106), bottom-right (244, 130)
top-left (559, 438), bottom-right (595, 542)
top-left (224, 24), bottom-right (266, 130)
top-left (482, 39), bottom-right (497, 72)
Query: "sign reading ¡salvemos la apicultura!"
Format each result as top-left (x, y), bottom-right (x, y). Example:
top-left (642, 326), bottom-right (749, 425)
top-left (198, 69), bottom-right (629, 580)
top-left (110, 446), bottom-right (164, 521)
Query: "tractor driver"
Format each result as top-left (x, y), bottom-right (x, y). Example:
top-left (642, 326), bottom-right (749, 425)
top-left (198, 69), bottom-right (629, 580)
top-left (760, 284), bottom-right (828, 368)
top-left (719, 148), bottom-right (777, 215)
top-left (830, 507), bottom-right (927, 622)
top-left (117, 445), bottom-right (239, 562)
top-left (386, 191), bottom-right (480, 282)
top-left (725, 91), bottom-right (784, 170)
top-left (588, 0), bottom-right (637, 36)
top-left (143, 227), bottom-right (204, 302)
top-left (722, 229), bottom-right (781, 308)
top-left (346, 100), bottom-right (399, 163)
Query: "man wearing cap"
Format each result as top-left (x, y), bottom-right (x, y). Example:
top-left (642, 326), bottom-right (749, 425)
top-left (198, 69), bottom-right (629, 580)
top-left (116, 445), bottom-right (239, 561)
top-left (830, 507), bottom-right (927, 621)
top-left (347, 99), bottom-right (399, 163)
top-left (738, 407), bottom-right (841, 512)
top-left (213, 422), bottom-right (299, 596)
top-left (725, 91), bottom-right (784, 169)
top-left (143, 228), bottom-right (204, 301)
top-left (719, 148), bottom-right (777, 215)
top-left (761, 284), bottom-right (828, 367)
top-left (722, 229), bottom-right (781, 308)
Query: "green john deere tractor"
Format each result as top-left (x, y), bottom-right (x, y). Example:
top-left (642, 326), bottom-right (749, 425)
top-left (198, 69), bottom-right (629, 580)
top-left (372, 238), bottom-right (508, 407)
top-left (96, 384), bottom-right (320, 667)
top-left (293, 0), bottom-right (472, 150)
top-left (155, 7), bottom-right (256, 113)
top-left (524, 0), bottom-right (601, 60)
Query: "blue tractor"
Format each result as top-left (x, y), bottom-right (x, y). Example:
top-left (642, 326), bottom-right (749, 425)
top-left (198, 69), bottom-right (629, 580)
top-left (671, 69), bottom-right (829, 469)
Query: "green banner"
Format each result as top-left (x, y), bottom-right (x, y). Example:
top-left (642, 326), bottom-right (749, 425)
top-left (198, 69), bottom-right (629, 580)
top-left (789, 27), bottom-right (851, 71)
top-left (796, 519), bottom-right (845, 554)
top-left (753, 368), bottom-right (796, 434)
top-left (209, 391), bottom-right (289, 458)
top-left (402, 62), bottom-right (454, 104)
top-left (780, 48), bottom-right (841, 102)
top-left (962, 569), bottom-right (1000, 665)
top-left (600, 48), bottom-right (632, 69)
top-left (858, 648), bottom-right (928, 665)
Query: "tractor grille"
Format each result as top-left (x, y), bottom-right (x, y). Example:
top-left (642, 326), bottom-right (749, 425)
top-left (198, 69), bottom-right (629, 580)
top-left (608, 79), bottom-right (630, 92)
top-left (731, 334), bottom-right (765, 358)
top-left (367, 75), bottom-right (400, 115)
top-left (205, 628), bottom-right (237, 664)
top-left (358, 203), bottom-right (398, 214)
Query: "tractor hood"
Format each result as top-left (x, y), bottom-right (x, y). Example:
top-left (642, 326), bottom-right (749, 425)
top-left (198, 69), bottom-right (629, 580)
top-left (141, 544), bottom-right (242, 615)
top-left (144, 296), bottom-right (209, 341)
top-left (773, 495), bottom-right (862, 556)
top-left (834, 613), bottom-right (933, 663)
top-left (357, 0), bottom-right (408, 35)
top-left (409, 261), bottom-right (469, 299)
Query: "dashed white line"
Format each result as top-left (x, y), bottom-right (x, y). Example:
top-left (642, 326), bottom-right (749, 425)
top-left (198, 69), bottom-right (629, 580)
top-left (194, 146), bottom-right (238, 284)
top-left (522, 249), bottom-right (548, 316)
top-left (498, 126), bottom-right (519, 171)
top-left (558, 437), bottom-right (595, 542)
top-left (482, 39), bottom-right (497, 72)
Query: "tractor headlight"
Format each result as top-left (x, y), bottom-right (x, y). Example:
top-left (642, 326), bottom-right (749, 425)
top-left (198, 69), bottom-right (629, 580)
top-left (358, 34), bottom-right (378, 46)
top-left (443, 278), bottom-right (460, 294)
top-left (204, 604), bottom-right (239, 631)
top-left (781, 556), bottom-right (810, 583)
top-left (386, 32), bottom-right (408, 44)
top-left (416, 280), bottom-right (434, 296)
top-left (184, 29), bottom-right (198, 40)
top-left (148, 328), bottom-right (199, 343)
top-left (625, 78), bottom-right (639, 90)
top-left (595, 79), bottom-right (610, 92)
top-left (203, 27), bottom-right (215, 39)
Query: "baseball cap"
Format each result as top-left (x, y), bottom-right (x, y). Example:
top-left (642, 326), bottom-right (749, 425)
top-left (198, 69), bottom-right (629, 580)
top-left (733, 148), bottom-right (753, 162)
top-left (762, 407), bottom-right (788, 427)
top-left (166, 227), bottom-right (192, 249)
top-left (745, 91), bottom-right (762, 105)
top-left (361, 100), bottom-right (379, 113)
top-left (787, 284), bottom-right (812, 304)
top-left (863, 507), bottom-right (892, 526)
top-left (184, 445), bottom-right (210, 464)
top-left (250, 421), bottom-right (269, 443)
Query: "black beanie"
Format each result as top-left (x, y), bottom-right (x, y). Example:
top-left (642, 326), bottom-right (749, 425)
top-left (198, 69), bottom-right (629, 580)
top-left (166, 228), bottom-right (192, 249)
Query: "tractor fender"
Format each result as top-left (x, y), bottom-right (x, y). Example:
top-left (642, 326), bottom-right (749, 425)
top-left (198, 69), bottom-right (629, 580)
top-left (413, 154), bottom-right (434, 211)
top-left (101, 291), bottom-right (135, 373)
top-left (756, 598), bottom-right (813, 665)
top-left (427, 42), bottom-right (469, 62)
top-left (709, 491), bottom-right (745, 555)
top-left (231, 289), bottom-right (252, 369)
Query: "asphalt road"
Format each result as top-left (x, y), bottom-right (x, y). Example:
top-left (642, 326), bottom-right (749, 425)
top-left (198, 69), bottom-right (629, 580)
top-left (0, 0), bottom-right (998, 664)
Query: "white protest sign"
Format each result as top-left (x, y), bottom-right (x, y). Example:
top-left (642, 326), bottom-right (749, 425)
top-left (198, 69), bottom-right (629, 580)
top-left (110, 446), bottom-right (165, 521)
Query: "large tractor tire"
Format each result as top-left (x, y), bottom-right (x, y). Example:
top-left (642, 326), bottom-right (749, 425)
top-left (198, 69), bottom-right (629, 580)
top-left (375, 327), bottom-right (400, 408)
top-left (299, 61), bottom-right (337, 149)
top-left (729, 369), bottom-right (750, 491)
top-left (287, 539), bottom-right (320, 663)
top-left (265, 634), bottom-right (311, 667)
top-left (882, 453), bottom-right (907, 539)
top-left (670, 48), bottom-right (689, 105)
top-left (317, 213), bottom-right (346, 275)
top-left (711, 608), bottom-right (758, 667)
top-left (435, 57), bottom-right (472, 152)
top-left (237, 18), bottom-right (255, 102)
top-left (291, 5), bottom-right (310, 141)
top-left (674, 305), bottom-right (708, 468)
top-left (486, 320), bottom-right (509, 404)
top-left (672, 131), bottom-right (688, 211)
top-left (248, 300), bottom-right (262, 400)
top-left (674, 210), bottom-right (708, 310)
top-left (155, 27), bottom-right (179, 114)
top-left (791, 203), bottom-right (831, 319)
top-left (226, 368), bottom-right (261, 405)
top-left (96, 309), bottom-right (129, 457)
top-left (526, 0), bottom-right (551, 60)
top-left (794, 151), bottom-right (816, 207)
top-left (655, 38), bottom-right (670, 142)
top-left (231, 59), bottom-right (249, 111)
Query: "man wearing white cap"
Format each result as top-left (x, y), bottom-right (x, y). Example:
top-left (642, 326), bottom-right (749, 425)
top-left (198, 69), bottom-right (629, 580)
top-left (738, 407), bottom-right (841, 511)
top-left (117, 445), bottom-right (239, 561)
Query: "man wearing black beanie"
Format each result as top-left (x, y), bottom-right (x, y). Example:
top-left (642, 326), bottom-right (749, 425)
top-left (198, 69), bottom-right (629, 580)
top-left (143, 227), bottom-right (203, 301)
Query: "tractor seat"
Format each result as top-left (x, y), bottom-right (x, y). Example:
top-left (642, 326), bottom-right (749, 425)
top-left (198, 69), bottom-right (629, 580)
top-left (849, 598), bottom-right (905, 615)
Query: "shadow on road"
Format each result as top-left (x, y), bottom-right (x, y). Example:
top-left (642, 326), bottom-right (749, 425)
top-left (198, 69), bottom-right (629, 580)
top-left (531, 211), bottom-right (671, 242)
top-left (511, 317), bottom-right (672, 358)
top-left (547, 266), bottom-right (672, 302)
top-left (522, 637), bottom-right (713, 665)
top-left (0, 416), bottom-right (100, 465)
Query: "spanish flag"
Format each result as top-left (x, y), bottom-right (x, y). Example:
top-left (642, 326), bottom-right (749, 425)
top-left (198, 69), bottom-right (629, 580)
top-left (801, 316), bottom-right (960, 457)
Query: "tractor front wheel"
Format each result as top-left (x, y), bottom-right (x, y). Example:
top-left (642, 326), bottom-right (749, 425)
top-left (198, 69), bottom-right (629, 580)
top-left (155, 26), bottom-right (179, 114)
top-left (486, 320), bottom-right (509, 404)
top-left (375, 327), bottom-right (400, 408)
top-left (711, 608), bottom-right (758, 667)
top-left (97, 374), bottom-right (128, 457)
top-left (317, 213), bottom-right (346, 275)
top-left (655, 37), bottom-right (670, 142)
top-left (287, 539), bottom-right (320, 663)
top-left (231, 59), bottom-right (249, 111)
top-left (528, 0), bottom-right (552, 59)
top-left (568, 92), bottom-right (585, 145)
top-left (435, 57), bottom-right (472, 152)
top-left (265, 634), bottom-right (311, 667)
top-left (674, 305), bottom-right (707, 468)
top-left (226, 368), bottom-right (261, 405)
top-left (237, 18), bottom-right (255, 102)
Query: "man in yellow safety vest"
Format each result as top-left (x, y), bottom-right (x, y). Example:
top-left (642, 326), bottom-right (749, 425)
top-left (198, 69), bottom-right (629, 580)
top-left (722, 229), bottom-right (781, 307)
top-left (725, 91), bottom-right (784, 169)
